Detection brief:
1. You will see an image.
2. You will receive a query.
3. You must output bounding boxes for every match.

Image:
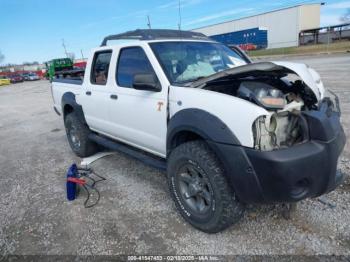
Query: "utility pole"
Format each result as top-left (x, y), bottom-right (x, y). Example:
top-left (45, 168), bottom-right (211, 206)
top-left (62, 39), bottom-right (68, 58)
top-left (80, 49), bottom-right (84, 60)
top-left (147, 15), bottom-right (152, 29)
top-left (178, 0), bottom-right (182, 30)
top-left (327, 26), bottom-right (331, 53)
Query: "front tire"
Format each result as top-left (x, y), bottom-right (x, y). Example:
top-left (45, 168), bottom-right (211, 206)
top-left (167, 140), bottom-right (244, 233)
top-left (64, 112), bottom-right (98, 157)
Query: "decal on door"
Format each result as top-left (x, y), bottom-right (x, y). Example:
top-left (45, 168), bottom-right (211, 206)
top-left (157, 102), bottom-right (164, 112)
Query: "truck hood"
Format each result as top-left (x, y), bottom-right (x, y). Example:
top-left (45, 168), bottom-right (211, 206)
top-left (191, 61), bottom-right (324, 101)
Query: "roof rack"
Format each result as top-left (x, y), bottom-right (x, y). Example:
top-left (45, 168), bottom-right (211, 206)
top-left (101, 29), bottom-right (209, 46)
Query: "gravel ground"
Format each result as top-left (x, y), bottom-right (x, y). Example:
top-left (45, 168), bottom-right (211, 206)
top-left (0, 54), bottom-right (349, 257)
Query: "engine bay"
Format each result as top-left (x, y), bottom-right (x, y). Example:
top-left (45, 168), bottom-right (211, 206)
top-left (202, 73), bottom-right (317, 151)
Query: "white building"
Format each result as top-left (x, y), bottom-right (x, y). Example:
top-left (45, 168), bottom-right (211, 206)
top-left (193, 3), bottom-right (322, 49)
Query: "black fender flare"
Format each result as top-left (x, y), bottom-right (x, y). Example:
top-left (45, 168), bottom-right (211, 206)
top-left (167, 109), bottom-right (264, 202)
top-left (167, 108), bottom-right (240, 154)
top-left (61, 92), bottom-right (87, 125)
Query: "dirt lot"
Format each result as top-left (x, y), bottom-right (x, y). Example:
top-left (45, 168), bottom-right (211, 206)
top-left (0, 54), bottom-right (349, 257)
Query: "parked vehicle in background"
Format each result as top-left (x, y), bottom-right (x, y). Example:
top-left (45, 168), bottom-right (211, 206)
top-left (9, 74), bottom-right (24, 83)
top-left (45, 58), bottom-right (74, 81)
top-left (23, 72), bottom-right (40, 81)
top-left (51, 29), bottom-right (346, 233)
top-left (238, 43), bottom-right (258, 51)
top-left (22, 73), bottom-right (30, 80)
top-left (0, 76), bottom-right (11, 86)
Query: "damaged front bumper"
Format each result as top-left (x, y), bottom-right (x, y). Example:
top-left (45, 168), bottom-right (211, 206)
top-left (208, 99), bottom-right (346, 204)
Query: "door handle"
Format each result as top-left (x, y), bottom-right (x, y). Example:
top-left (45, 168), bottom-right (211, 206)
top-left (110, 94), bottom-right (118, 100)
top-left (86, 91), bottom-right (91, 96)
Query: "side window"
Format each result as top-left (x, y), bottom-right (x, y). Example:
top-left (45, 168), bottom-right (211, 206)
top-left (91, 51), bottom-right (112, 85)
top-left (117, 47), bottom-right (157, 88)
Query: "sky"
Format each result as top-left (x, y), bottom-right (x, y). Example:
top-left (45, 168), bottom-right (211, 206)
top-left (0, 0), bottom-right (349, 64)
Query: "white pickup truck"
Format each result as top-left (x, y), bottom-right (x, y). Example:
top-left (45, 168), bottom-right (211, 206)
top-left (51, 29), bottom-right (345, 233)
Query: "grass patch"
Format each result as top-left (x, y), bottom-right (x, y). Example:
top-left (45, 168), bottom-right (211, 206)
top-left (248, 41), bottom-right (350, 57)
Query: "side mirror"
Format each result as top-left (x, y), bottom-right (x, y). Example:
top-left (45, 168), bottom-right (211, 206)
top-left (132, 74), bottom-right (161, 92)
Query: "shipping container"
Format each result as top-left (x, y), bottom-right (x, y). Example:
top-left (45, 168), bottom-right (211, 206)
top-left (210, 27), bottom-right (268, 50)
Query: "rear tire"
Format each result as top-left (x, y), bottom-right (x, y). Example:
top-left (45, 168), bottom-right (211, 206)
top-left (167, 140), bottom-right (244, 233)
top-left (64, 112), bottom-right (98, 157)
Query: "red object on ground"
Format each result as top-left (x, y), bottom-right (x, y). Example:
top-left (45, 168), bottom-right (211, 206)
top-left (67, 177), bottom-right (86, 185)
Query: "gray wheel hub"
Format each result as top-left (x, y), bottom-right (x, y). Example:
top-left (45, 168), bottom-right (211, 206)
top-left (177, 164), bottom-right (213, 215)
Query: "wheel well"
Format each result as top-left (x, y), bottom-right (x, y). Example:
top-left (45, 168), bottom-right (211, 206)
top-left (169, 131), bottom-right (203, 153)
top-left (63, 104), bottom-right (74, 118)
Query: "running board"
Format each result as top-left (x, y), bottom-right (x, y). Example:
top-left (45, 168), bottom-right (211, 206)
top-left (89, 134), bottom-right (167, 171)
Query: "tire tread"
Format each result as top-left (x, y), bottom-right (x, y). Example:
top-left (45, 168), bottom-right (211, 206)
top-left (65, 113), bottom-right (98, 157)
top-left (168, 140), bottom-right (244, 233)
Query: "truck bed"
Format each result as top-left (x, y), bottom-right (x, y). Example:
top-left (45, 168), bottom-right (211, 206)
top-left (51, 79), bottom-right (82, 115)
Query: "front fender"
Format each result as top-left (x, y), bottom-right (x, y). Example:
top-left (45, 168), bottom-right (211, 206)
top-left (167, 108), bottom-right (240, 154)
top-left (169, 86), bottom-right (269, 147)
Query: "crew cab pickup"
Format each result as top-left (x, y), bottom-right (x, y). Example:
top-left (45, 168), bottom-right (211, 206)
top-left (51, 29), bottom-right (346, 233)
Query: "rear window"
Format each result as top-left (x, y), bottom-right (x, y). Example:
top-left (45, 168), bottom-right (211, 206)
top-left (91, 51), bottom-right (112, 85)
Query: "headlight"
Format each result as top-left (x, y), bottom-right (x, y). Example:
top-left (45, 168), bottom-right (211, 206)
top-left (238, 81), bottom-right (286, 110)
top-left (259, 97), bottom-right (286, 109)
top-left (253, 111), bottom-right (308, 151)
top-left (252, 114), bottom-right (278, 151)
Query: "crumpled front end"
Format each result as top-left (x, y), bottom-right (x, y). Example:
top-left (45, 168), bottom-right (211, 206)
top-left (198, 61), bottom-right (338, 151)
top-left (245, 98), bottom-right (346, 203)
top-left (196, 62), bottom-right (346, 203)
top-left (210, 98), bottom-right (345, 204)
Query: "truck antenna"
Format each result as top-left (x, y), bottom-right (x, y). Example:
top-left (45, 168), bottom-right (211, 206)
top-left (147, 15), bottom-right (152, 29)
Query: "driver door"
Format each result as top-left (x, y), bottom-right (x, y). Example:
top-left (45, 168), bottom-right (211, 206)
top-left (107, 46), bottom-right (168, 157)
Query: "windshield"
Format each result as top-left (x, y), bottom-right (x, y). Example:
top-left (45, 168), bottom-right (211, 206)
top-left (150, 41), bottom-right (247, 85)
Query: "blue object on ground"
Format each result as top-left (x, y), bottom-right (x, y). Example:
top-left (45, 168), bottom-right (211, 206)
top-left (66, 163), bottom-right (78, 201)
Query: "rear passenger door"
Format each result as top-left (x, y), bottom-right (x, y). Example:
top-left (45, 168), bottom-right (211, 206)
top-left (108, 46), bottom-right (168, 157)
top-left (81, 50), bottom-right (113, 133)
